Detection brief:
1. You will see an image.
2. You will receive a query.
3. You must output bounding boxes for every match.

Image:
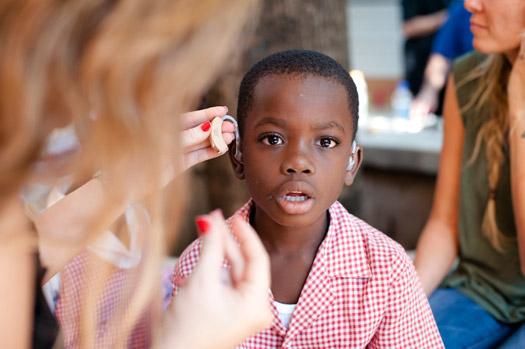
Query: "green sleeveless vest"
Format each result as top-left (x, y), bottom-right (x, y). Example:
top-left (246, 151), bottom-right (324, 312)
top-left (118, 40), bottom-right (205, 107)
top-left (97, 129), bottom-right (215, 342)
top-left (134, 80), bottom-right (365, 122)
top-left (441, 52), bottom-right (525, 323)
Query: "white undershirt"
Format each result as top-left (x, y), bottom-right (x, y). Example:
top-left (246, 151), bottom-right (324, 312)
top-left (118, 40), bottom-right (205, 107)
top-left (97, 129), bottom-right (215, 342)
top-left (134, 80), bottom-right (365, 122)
top-left (274, 301), bottom-right (297, 329)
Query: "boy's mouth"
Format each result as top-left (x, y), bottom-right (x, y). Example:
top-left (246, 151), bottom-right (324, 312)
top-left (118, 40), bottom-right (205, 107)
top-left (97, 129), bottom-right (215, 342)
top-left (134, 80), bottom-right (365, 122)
top-left (281, 191), bottom-right (310, 202)
top-left (276, 189), bottom-right (314, 215)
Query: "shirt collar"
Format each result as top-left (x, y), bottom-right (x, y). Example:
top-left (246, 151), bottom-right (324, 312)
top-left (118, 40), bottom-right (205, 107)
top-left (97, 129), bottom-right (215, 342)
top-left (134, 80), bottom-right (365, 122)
top-left (232, 199), bottom-right (372, 279)
top-left (323, 201), bottom-right (372, 279)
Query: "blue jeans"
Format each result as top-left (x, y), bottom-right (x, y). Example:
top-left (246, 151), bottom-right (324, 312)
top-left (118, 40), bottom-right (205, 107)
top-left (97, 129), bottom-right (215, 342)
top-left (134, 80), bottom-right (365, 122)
top-left (429, 288), bottom-right (523, 348)
top-left (499, 323), bottom-right (525, 349)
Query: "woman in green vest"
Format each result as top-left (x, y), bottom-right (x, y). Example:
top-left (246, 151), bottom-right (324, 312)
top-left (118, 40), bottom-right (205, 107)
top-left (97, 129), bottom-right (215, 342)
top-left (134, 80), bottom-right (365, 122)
top-left (415, 0), bottom-right (525, 347)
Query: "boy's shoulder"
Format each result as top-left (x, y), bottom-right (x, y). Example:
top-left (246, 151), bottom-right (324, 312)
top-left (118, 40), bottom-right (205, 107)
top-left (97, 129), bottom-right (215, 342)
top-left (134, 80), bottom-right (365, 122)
top-left (174, 200), bottom-right (413, 280)
top-left (173, 201), bottom-right (253, 279)
top-left (327, 201), bottom-right (412, 278)
top-left (173, 237), bottom-right (204, 278)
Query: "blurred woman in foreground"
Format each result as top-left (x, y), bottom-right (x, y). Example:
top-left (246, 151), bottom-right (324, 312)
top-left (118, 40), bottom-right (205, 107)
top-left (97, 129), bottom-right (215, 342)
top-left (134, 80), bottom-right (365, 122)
top-left (0, 0), bottom-right (271, 347)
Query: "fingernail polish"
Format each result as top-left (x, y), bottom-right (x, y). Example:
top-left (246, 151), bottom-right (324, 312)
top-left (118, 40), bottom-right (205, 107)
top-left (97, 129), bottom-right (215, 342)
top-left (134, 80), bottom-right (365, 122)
top-left (201, 121), bottom-right (211, 132)
top-left (196, 217), bottom-right (210, 235)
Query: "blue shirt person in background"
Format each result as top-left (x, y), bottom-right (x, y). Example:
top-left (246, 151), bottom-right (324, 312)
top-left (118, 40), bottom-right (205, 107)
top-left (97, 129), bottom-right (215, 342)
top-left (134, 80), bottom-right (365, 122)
top-left (410, 1), bottom-right (473, 117)
top-left (401, 0), bottom-right (450, 96)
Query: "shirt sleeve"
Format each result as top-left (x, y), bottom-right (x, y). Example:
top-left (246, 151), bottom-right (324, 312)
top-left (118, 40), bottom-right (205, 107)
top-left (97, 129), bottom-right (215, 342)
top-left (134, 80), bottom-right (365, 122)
top-left (431, 2), bottom-right (473, 59)
top-left (401, 0), bottom-right (419, 21)
top-left (171, 238), bottom-right (203, 299)
top-left (368, 258), bottom-right (444, 348)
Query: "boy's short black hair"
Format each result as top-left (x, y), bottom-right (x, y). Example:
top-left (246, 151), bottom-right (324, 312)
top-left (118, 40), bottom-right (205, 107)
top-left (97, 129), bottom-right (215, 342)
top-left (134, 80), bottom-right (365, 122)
top-left (237, 49), bottom-right (359, 138)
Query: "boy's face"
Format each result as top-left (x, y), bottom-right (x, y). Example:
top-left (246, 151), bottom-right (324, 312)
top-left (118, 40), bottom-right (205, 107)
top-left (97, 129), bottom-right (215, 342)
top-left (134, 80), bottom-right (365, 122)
top-left (232, 74), bottom-right (361, 228)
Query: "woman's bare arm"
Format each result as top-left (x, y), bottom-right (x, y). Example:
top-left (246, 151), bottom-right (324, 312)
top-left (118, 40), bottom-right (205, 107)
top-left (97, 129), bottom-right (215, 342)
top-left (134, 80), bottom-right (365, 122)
top-left (414, 75), bottom-right (463, 295)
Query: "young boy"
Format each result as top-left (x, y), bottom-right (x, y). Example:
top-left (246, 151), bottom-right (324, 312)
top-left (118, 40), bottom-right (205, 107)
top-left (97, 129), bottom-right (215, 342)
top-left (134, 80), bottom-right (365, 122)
top-left (172, 50), bottom-right (443, 348)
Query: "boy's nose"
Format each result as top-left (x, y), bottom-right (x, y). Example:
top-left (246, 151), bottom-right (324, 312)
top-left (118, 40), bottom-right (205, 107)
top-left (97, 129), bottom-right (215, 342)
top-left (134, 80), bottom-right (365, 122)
top-left (280, 148), bottom-right (315, 175)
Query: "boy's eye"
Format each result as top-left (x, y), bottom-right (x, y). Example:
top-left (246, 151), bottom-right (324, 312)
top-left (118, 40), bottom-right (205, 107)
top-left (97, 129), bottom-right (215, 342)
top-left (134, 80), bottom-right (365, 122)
top-left (317, 138), bottom-right (338, 148)
top-left (261, 134), bottom-right (283, 145)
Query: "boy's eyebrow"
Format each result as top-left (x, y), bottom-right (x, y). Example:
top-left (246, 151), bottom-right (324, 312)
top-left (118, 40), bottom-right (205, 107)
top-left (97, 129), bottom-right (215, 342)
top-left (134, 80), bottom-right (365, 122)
top-left (254, 117), bottom-right (287, 128)
top-left (312, 121), bottom-right (345, 132)
top-left (255, 118), bottom-right (346, 132)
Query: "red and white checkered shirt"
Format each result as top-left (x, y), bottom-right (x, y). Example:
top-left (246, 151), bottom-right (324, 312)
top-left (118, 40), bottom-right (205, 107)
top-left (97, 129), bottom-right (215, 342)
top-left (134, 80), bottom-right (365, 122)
top-left (55, 252), bottom-right (152, 348)
top-left (172, 200), bottom-right (444, 348)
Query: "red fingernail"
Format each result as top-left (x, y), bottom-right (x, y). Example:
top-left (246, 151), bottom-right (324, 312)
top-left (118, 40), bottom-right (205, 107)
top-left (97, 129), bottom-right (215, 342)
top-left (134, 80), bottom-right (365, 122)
top-left (196, 217), bottom-right (210, 235)
top-left (201, 121), bottom-right (211, 132)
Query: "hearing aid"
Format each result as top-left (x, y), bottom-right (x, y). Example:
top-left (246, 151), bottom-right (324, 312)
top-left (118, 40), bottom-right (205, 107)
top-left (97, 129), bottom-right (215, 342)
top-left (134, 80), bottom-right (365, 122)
top-left (209, 117), bottom-right (228, 154)
top-left (209, 115), bottom-right (241, 160)
top-left (346, 140), bottom-right (357, 171)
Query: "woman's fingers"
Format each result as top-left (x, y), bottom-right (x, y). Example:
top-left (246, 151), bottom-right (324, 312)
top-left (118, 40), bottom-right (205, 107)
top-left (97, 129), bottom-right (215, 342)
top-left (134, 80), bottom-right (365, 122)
top-left (230, 216), bottom-right (271, 290)
top-left (178, 107), bottom-right (237, 172)
top-left (180, 106), bottom-right (228, 129)
top-left (192, 212), bottom-right (227, 282)
top-left (166, 211), bottom-right (271, 349)
top-left (191, 211), bottom-right (270, 292)
top-left (181, 122), bottom-right (212, 151)
top-left (221, 121), bottom-right (236, 134)
top-left (182, 132), bottom-right (235, 171)
top-left (181, 115), bottom-right (235, 151)
top-left (229, 216), bottom-right (273, 331)
top-left (182, 129), bottom-right (235, 154)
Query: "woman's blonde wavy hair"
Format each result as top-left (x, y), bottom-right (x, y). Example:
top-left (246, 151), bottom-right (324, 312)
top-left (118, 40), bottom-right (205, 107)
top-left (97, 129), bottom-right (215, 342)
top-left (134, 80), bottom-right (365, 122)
top-left (0, 0), bottom-right (259, 346)
top-left (458, 53), bottom-right (513, 252)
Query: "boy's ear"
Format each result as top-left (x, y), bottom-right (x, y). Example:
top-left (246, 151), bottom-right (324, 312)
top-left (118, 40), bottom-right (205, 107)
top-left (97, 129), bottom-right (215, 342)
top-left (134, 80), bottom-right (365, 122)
top-left (344, 145), bottom-right (363, 186)
top-left (228, 139), bottom-right (245, 180)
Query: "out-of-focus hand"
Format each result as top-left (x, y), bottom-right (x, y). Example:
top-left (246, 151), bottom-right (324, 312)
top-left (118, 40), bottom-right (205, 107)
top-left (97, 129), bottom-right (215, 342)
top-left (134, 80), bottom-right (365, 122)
top-left (508, 35), bottom-right (525, 124)
top-left (159, 106), bottom-right (236, 187)
top-left (410, 86), bottom-right (438, 118)
top-left (161, 210), bottom-right (272, 349)
top-left (99, 106), bottom-right (235, 204)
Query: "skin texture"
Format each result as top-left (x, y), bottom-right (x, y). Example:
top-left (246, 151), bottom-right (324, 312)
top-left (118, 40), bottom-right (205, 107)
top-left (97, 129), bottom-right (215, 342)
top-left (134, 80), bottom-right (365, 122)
top-left (414, 76), bottom-right (463, 296)
top-left (410, 53), bottom-right (451, 117)
top-left (415, 0), bottom-right (525, 295)
top-left (465, 0), bottom-right (525, 60)
top-left (403, 9), bottom-right (448, 39)
top-left (231, 74), bottom-right (362, 303)
top-left (165, 210), bottom-right (272, 349)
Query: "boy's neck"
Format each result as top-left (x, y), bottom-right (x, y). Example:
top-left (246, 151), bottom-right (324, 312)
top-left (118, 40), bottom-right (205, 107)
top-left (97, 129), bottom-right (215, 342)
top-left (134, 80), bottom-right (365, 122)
top-left (250, 205), bottom-right (330, 255)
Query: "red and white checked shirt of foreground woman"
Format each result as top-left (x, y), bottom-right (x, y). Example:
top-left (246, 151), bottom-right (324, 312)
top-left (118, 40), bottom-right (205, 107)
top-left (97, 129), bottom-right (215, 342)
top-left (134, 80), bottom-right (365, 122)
top-left (172, 200), bottom-right (444, 349)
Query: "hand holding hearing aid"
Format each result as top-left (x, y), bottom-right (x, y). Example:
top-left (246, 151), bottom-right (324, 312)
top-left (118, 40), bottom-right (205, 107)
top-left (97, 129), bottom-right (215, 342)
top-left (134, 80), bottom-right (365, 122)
top-left (209, 115), bottom-right (240, 157)
top-left (178, 106), bottom-right (237, 171)
top-left (157, 106), bottom-right (237, 189)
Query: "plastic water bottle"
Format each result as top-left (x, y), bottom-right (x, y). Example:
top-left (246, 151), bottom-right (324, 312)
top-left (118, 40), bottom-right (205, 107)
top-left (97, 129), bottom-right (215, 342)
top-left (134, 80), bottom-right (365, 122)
top-left (350, 70), bottom-right (369, 127)
top-left (391, 80), bottom-right (413, 119)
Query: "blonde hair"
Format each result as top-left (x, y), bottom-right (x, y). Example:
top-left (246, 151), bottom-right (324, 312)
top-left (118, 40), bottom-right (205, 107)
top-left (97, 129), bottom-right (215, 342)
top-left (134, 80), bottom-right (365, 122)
top-left (0, 0), bottom-right (259, 346)
top-left (459, 53), bottom-right (513, 252)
